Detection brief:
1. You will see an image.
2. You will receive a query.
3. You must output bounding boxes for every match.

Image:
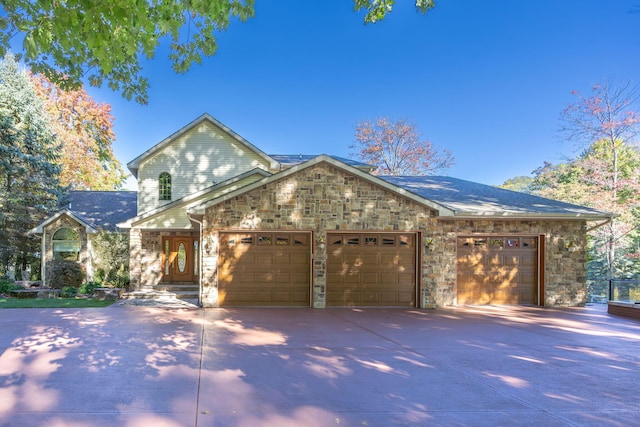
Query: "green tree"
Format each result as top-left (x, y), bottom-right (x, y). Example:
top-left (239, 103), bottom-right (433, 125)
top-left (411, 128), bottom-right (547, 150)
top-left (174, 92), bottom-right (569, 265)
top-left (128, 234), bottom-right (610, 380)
top-left (0, 53), bottom-right (63, 277)
top-left (0, 0), bottom-right (256, 104)
top-left (0, 1), bottom-right (433, 104)
top-left (498, 175), bottom-right (535, 193)
top-left (32, 74), bottom-right (127, 190)
top-left (351, 116), bottom-right (454, 175)
top-left (354, 0), bottom-right (435, 23)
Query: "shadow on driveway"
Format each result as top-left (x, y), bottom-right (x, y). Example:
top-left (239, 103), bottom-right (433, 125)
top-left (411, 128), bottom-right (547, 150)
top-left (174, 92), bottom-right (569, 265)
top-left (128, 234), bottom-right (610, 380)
top-left (0, 304), bottom-right (638, 426)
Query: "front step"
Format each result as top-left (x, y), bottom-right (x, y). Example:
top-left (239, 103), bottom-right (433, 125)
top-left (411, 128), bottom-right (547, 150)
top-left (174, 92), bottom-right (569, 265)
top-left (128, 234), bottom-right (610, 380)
top-left (123, 283), bottom-right (200, 305)
top-left (157, 283), bottom-right (199, 300)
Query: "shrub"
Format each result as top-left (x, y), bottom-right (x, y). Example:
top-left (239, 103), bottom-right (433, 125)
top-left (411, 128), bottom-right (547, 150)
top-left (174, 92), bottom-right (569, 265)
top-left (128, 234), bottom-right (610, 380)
top-left (60, 286), bottom-right (78, 298)
top-left (48, 260), bottom-right (85, 289)
top-left (104, 264), bottom-right (130, 290)
top-left (0, 278), bottom-right (21, 295)
top-left (91, 231), bottom-right (129, 289)
top-left (79, 281), bottom-right (101, 295)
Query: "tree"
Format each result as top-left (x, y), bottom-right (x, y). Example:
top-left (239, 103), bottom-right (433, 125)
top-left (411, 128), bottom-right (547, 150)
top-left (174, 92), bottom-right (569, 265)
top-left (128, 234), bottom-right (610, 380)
top-left (0, 53), bottom-right (63, 277)
top-left (354, 0), bottom-right (435, 23)
top-left (498, 175), bottom-right (535, 193)
top-left (560, 80), bottom-right (640, 280)
top-left (0, 1), bottom-right (432, 104)
top-left (0, 0), bottom-right (256, 104)
top-left (351, 117), bottom-right (454, 175)
top-left (31, 74), bottom-right (127, 190)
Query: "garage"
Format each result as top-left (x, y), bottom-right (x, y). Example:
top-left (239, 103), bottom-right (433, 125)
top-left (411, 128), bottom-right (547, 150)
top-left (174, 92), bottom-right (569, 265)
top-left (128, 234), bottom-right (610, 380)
top-left (457, 236), bottom-right (538, 305)
top-left (217, 232), bottom-right (311, 306)
top-left (326, 232), bottom-right (418, 307)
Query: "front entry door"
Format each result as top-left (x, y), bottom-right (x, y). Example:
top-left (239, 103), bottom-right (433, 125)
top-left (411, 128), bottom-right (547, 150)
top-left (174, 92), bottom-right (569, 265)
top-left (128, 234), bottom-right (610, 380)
top-left (162, 236), bottom-right (198, 282)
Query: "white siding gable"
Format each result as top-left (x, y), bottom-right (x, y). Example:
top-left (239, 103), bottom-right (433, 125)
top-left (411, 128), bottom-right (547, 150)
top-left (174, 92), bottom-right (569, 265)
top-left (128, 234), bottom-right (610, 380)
top-left (137, 121), bottom-right (273, 214)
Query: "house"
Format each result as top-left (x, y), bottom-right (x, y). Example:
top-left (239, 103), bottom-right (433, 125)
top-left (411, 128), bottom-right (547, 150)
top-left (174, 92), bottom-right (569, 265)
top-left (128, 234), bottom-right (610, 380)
top-left (30, 191), bottom-right (137, 285)
top-left (35, 113), bottom-right (613, 307)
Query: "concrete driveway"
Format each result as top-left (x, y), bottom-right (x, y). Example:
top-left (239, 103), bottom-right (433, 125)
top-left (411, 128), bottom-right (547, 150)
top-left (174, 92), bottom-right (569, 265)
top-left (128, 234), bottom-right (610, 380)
top-left (0, 304), bottom-right (638, 427)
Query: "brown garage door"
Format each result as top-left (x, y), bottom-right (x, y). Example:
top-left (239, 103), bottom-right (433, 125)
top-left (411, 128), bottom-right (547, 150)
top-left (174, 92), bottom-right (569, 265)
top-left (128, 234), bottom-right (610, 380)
top-left (457, 236), bottom-right (538, 305)
top-left (218, 232), bottom-right (311, 306)
top-left (327, 233), bottom-right (417, 307)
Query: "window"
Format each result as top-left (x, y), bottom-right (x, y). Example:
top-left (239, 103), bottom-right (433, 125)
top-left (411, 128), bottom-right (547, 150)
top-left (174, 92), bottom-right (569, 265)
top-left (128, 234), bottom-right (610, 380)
top-left (159, 172), bottom-right (172, 200)
top-left (52, 228), bottom-right (80, 260)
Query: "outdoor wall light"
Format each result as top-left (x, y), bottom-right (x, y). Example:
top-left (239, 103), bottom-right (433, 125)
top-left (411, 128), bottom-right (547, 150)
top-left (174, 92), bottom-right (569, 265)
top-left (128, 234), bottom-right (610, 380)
top-left (317, 236), bottom-right (325, 250)
top-left (424, 238), bottom-right (435, 251)
top-left (566, 241), bottom-right (579, 252)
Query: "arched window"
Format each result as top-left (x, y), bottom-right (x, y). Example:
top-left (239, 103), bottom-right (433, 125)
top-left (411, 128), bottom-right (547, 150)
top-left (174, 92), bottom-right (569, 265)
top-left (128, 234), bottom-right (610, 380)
top-left (52, 228), bottom-right (80, 260)
top-left (159, 172), bottom-right (172, 201)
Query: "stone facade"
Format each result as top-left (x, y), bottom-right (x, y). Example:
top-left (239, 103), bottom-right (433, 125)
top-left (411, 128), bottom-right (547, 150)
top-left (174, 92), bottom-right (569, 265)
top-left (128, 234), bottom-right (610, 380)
top-left (129, 229), bottom-right (199, 288)
top-left (433, 219), bottom-right (587, 307)
top-left (41, 215), bottom-right (90, 286)
top-left (198, 162), bottom-right (589, 308)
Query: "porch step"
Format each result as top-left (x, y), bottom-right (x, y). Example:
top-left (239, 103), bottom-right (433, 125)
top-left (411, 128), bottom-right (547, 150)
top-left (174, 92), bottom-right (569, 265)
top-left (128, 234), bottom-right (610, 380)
top-left (157, 283), bottom-right (199, 300)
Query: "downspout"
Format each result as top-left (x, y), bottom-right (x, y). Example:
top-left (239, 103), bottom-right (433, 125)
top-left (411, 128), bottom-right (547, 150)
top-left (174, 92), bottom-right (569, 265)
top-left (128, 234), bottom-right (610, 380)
top-left (41, 230), bottom-right (47, 286)
top-left (188, 213), bottom-right (204, 307)
top-left (586, 217), bottom-right (613, 233)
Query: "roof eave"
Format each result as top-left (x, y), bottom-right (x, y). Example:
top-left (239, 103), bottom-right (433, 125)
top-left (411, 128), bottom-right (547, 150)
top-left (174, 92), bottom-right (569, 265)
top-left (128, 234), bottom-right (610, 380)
top-left (29, 210), bottom-right (98, 235)
top-left (439, 211), bottom-right (616, 221)
top-left (122, 168), bottom-right (273, 228)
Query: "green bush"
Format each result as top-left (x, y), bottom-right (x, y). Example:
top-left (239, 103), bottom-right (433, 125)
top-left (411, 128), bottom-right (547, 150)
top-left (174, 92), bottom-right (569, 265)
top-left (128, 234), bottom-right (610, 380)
top-left (0, 278), bottom-right (21, 294)
top-left (48, 260), bottom-right (86, 289)
top-left (79, 281), bottom-right (101, 295)
top-left (60, 286), bottom-right (78, 298)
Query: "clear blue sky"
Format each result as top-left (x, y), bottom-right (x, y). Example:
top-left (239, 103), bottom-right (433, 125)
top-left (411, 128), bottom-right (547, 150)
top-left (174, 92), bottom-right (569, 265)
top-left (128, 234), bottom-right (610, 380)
top-left (84, 0), bottom-right (640, 190)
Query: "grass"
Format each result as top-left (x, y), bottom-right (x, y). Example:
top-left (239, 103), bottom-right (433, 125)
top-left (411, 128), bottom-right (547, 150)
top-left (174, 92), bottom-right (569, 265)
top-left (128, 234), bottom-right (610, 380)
top-left (0, 297), bottom-right (115, 309)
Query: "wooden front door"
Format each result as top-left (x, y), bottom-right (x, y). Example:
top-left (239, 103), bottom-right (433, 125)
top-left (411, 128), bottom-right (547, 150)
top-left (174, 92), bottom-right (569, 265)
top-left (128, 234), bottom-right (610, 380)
top-left (162, 236), bottom-right (199, 283)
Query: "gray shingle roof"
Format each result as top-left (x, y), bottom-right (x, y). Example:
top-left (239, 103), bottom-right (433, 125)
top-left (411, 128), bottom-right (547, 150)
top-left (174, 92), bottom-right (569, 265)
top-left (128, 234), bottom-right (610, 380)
top-left (61, 191), bottom-right (138, 231)
top-left (381, 176), bottom-right (613, 219)
top-left (269, 154), bottom-right (372, 169)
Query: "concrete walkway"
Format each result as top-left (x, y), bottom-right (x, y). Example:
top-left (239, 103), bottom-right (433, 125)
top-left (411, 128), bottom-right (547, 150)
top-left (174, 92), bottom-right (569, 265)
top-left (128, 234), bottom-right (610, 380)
top-left (0, 304), bottom-right (638, 426)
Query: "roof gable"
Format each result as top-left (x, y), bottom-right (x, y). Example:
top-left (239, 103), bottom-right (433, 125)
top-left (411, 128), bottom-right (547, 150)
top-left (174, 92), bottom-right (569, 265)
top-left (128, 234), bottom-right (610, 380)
top-left (190, 155), bottom-right (454, 215)
top-left (127, 113), bottom-right (280, 178)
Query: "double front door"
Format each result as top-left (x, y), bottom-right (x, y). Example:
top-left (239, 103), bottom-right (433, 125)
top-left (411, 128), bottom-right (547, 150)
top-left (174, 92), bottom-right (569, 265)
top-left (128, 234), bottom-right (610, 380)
top-left (162, 236), bottom-right (199, 283)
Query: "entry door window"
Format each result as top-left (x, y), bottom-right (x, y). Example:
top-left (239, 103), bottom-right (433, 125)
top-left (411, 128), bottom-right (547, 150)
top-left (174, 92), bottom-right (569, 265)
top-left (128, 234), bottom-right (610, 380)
top-left (162, 237), bottom-right (198, 282)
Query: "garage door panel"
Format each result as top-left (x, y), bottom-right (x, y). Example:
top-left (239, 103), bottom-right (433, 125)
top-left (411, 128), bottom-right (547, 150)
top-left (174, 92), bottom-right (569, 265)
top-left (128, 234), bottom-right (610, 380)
top-left (457, 236), bottom-right (538, 305)
top-left (291, 253), bottom-right (310, 264)
top-left (361, 272), bottom-right (379, 284)
top-left (256, 253), bottom-right (272, 265)
top-left (379, 272), bottom-right (396, 284)
top-left (398, 273), bottom-right (414, 285)
top-left (345, 273), bottom-right (361, 283)
top-left (327, 233), bottom-right (417, 307)
top-left (218, 232), bottom-right (311, 307)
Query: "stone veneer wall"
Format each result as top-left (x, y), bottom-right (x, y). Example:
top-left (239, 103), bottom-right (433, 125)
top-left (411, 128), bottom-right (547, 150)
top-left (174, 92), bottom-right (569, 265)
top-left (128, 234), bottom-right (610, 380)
top-left (202, 163), bottom-right (436, 308)
top-left (433, 219), bottom-right (588, 307)
top-left (178, 162), bottom-right (588, 309)
top-left (129, 228), bottom-right (198, 289)
top-left (42, 215), bottom-right (90, 286)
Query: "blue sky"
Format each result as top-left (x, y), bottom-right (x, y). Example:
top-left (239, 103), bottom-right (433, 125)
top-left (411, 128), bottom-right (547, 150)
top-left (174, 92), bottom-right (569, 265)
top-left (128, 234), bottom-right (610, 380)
top-left (84, 0), bottom-right (640, 190)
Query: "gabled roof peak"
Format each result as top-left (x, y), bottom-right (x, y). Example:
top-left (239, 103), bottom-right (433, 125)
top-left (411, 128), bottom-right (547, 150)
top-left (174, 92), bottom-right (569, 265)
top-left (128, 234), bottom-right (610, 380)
top-left (126, 113), bottom-right (279, 178)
